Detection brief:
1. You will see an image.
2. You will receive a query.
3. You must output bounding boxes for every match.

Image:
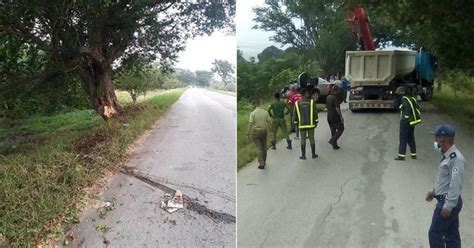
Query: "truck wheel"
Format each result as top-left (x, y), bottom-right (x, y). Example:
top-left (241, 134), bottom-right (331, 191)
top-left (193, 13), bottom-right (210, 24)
top-left (420, 86), bottom-right (433, 101)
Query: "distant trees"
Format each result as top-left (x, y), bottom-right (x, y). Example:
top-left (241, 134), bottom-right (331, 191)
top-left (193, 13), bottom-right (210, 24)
top-left (195, 70), bottom-right (214, 87)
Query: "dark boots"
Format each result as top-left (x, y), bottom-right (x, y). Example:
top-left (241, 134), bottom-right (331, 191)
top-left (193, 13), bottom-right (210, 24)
top-left (311, 143), bottom-right (318, 159)
top-left (286, 139), bottom-right (292, 149)
top-left (299, 145), bottom-right (306, 160)
top-left (271, 141), bottom-right (276, 150)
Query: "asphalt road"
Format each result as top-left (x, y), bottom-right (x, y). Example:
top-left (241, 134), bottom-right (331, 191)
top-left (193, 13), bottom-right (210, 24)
top-left (238, 102), bottom-right (473, 248)
top-left (66, 88), bottom-right (236, 247)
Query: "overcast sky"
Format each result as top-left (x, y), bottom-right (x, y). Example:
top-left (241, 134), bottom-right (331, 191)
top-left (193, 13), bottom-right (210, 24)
top-left (236, 0), bottom-right (286, 59)
top-left (175, 30), bottom-right (236, 72)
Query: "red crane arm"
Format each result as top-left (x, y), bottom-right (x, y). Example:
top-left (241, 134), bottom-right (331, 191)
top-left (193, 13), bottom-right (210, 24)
top-left (345, 6), bottom-right (375, 51)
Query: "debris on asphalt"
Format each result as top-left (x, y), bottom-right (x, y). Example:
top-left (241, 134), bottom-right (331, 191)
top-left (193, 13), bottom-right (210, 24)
top-left (160, 190), bottom-right (184, 213)
top-left (98, 198), bottom-right (117, 219)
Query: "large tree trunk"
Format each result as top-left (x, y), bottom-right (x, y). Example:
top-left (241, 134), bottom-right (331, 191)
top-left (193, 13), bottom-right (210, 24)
top-left (80, 64), bottom-right (123, 120)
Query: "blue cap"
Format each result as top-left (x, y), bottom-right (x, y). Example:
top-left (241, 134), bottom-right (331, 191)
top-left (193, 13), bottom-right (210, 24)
top-left (432, 124), bottom-right (455, 137)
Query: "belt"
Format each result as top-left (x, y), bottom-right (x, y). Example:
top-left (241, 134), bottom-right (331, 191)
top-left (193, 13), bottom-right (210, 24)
top-left (434, 194), bottom-right (446, 202)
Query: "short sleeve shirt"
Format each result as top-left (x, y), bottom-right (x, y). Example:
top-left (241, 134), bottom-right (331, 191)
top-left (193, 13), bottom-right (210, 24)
top-left (249, 107), bottom-right (270, 130)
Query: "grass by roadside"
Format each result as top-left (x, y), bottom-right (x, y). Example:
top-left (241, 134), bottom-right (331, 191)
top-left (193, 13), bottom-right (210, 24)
top-left (0, 88), bottom-right (185, 246)
top-left (237, 100), bottom-right (325, 170)
top-left (431, 84), bottom-right (474, 135)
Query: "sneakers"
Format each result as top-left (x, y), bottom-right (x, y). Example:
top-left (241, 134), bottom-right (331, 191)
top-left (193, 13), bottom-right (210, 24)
top-left (394, 156), bottom-right (405, 161)
top-left (258, 164), bottom-right (265, 169)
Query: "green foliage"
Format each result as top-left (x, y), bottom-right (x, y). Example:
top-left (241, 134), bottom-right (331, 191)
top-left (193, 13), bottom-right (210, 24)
top-left (0, 36), bottom-right (88, 118)
top-left (437, 69), bottom-right (474, 97)
top-left (354, 0), bottom-right (474, 72)
top-left (175, 68), bottom-right (196, 86)
top-left (237, 48), bottom-right (310, 101)
top-left (269, 68), bottom-right (300, 95)
top-left (1, 1), bottom-right (234, 117)
top-left (211, 59), bottom-right (235, 85)
top-left (114, 65), bottom-right (153, 104)
top-left (253, 0), bottom-right (356, 76)
top-left (431, 83), bottom-right (474, 135)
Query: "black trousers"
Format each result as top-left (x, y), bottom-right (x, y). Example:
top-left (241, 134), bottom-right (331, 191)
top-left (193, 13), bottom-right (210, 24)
top-left (398, 121), bottom-right (416, 157)
top-left (329, 122), bottom-right (344, 144)
top-left (429, 197), bottom-right (462, 248)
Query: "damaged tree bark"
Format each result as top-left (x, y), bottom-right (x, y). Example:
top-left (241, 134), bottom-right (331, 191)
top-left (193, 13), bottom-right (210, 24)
top-left (80, 63), bottom-right (123, 120)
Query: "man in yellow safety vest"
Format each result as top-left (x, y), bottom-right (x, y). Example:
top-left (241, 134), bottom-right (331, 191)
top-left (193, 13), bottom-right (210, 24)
top-left (293, 88), bottom-right (319, 160)
top-left (395, 86), bottom-right (422, 161)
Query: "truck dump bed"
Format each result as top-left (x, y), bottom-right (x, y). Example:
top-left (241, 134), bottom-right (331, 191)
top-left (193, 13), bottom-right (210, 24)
top-left (345, 50), bottom-right (416, 87)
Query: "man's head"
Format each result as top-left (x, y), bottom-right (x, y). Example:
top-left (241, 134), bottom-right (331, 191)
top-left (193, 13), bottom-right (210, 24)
top-left (432, 124), bottom-right (455, 153)
top-left (251, 98), bottom-right (260, 108)
top-left (274, 92), bottom-right (281, 99)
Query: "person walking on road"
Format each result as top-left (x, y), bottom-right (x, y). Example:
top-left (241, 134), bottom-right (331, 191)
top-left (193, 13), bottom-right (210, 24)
top-left (294, 88), bottom-right (319, 160)
top-left (247, 99), bottom-right (271, 169)
top-left (268, 92), bottom-right (292, 150)
top-left (395, 86), bottom-right (421, 160)
top-left (425, 124), bottom-right (466, 248)
top-left (326, 85), bottom-right (344, 149)
top-left (289, 87), bottom-right (303, 140)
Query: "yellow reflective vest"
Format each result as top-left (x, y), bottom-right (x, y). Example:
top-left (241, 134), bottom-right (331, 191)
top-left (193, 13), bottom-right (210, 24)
top-left (294, 99), bottom-right (318, 129)
top-left (399, 96), bottom-right (421, 126)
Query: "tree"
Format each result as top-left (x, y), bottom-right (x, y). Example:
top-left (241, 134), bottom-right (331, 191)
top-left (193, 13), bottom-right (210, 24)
top-left (195, 70), bottom-right (213, 87)
top-left (175, 68), bottom-right (196, 86)
top-left (211, 59), bottom-right (235, 85)
top-left (254, 1), bottom-right (358, 76)
top-left (257, 45), bottom-right (283, 63)
top-left (114, 56), bottom-right (155, 105)
top-left (1, 0), bottom-right (235, 119)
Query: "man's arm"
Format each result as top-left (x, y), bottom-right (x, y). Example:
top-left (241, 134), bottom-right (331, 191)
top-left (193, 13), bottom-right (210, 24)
top-left (268, 104), bottom-right (274, 118)
top-left (246, 113), bottom-right (255, 140)
top-left (335, 99), bottom-right (344, 123)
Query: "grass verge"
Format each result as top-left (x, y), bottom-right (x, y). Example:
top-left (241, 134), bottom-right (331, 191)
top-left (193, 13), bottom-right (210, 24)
top-left (237, 100), bottom-right (325, 170)
top-left (0, 88), bottom-right (185, 246)
top-left (431, 84), bottom-right (474, 135)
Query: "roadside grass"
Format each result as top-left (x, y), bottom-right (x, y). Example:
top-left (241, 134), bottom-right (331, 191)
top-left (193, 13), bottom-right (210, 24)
top-left (0, 88), bottom-right (185, 246)
top-left (237, 100), bottom-right (325, 170)
top-left (431, 84), bottom-right (474, 135)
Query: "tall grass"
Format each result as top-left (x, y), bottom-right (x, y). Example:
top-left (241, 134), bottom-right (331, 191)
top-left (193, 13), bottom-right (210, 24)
top-left (0, 89), bottom-right (185, 246)
top-left (431, 83), bottom-right (474, 134)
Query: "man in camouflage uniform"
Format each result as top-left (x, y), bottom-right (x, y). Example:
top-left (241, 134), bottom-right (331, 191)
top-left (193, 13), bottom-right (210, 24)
top-left (268, 92), bottom-right (292, 150)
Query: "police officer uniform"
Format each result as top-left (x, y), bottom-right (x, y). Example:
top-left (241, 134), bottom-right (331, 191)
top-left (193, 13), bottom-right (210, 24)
top-left (293, 94), bottom-right (318, 160)
top-left (428, 125), bottom-right (466, 247)
top-left (395, 88), bottom-right (421, 160)
top-left (268, 97), bottom-right (292, 150)
top-left (248, 105), bottom-right (271, 169)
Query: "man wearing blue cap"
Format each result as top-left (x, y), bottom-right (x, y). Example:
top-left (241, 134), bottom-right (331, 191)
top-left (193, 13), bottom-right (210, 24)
top-left (425, 124), bottom-right (466, 248)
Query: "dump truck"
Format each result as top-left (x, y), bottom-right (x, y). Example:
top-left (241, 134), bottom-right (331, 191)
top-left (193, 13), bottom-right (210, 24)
top-left (345, 49), bottom-right (436, 110)
top-left (344, 6), bottom-right (436, 111)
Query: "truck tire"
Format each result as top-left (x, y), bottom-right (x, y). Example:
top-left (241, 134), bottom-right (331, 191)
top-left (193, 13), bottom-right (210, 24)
top-left (420, 85), bottom-right (433, 101)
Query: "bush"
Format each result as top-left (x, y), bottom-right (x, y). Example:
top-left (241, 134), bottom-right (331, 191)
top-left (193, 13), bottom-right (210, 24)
top-left (438, 69), bottom-right (474, 97)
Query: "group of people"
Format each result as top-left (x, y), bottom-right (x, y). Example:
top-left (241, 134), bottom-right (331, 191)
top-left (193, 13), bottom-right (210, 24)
top-left (246, 81), bottom-right (467, 247)
top-left (246, 83), bottom-right (345, 169)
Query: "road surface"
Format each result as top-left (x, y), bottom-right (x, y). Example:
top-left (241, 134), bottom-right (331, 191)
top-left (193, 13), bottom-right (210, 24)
top-left (66, 88), bottom-right (236, 247)
top-left (238, 102), bottom-right (473, 248)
